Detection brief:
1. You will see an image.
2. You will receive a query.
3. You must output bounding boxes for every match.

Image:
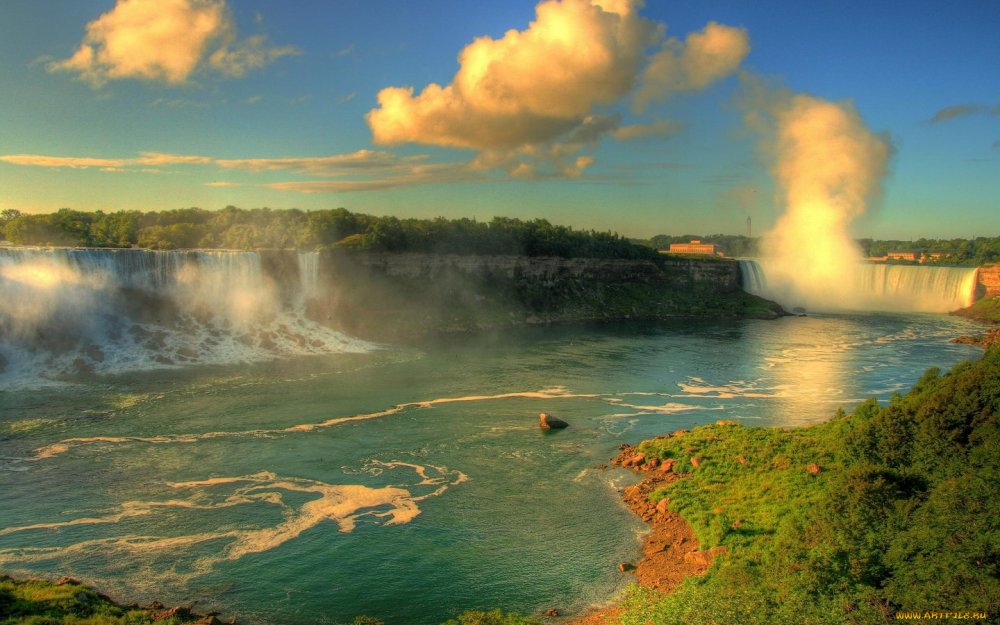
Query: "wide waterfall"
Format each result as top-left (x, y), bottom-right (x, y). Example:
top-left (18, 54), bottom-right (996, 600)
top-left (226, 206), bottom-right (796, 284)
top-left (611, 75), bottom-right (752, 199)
top-left (739, 259), bottom-right (979, 313)
top-left (0, 247), bottom-right (370, 387)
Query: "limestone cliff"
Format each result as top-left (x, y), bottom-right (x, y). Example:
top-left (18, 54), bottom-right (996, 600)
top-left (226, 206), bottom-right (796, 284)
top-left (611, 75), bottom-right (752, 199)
top-left (294, 251), bottom-right (782, 342)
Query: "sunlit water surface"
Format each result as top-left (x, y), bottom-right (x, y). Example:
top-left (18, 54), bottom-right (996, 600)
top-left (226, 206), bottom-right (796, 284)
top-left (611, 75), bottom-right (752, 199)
top-left (0, 315), bottom-right (983, 624)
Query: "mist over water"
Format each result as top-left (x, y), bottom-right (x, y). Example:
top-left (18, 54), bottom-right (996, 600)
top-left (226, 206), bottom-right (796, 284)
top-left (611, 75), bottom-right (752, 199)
top-left (742, 87), bottom-right (909, 312)
top-left (0, 248), bottom-right (371, 387)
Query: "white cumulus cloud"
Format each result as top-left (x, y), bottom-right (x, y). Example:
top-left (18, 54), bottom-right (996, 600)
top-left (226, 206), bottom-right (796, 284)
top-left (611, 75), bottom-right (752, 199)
top-left (367, 0), bottom-right (657, 152)
top-left (634, 21), bottom-right (750, 112)
top-left (49, 0), bottom-right (298, 86)
top-left (366, 0), bottom-right (749, 179)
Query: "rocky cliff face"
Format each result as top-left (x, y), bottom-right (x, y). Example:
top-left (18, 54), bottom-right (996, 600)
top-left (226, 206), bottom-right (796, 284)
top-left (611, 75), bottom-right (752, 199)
top-left (334, 252), bottom-right (742, 287)
top-left (301, 251), bottom-right (780, 342)
top-left (977, 265), bottom-right (1000, 298)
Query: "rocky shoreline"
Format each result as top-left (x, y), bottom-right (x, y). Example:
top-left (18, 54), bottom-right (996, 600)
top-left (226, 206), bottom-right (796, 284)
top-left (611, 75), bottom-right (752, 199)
top-left (567, 441), bottom-right (726, 625)
top-left (951, 328), bottom-right (1000, 349)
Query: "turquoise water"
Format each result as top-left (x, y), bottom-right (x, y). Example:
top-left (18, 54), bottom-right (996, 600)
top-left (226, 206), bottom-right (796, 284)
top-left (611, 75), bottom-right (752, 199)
top-left (0, 314), bottom-right (984, 624)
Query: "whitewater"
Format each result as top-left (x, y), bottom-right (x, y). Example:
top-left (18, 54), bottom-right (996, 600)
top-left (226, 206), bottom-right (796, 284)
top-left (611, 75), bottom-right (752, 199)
top-left (738, 258), bottom-right (979, 313)
top-left (0, 247), bottom-right (371, 388)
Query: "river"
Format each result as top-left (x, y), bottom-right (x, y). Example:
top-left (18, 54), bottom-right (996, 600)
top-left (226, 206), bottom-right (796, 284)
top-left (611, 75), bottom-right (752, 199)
top-left (0, 312), bottom-right (983, 624)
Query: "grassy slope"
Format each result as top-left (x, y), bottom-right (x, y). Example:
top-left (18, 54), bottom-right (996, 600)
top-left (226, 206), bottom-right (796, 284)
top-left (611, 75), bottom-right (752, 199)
top-left (954, 297), bottom-right (1000, 324)
top-left (613, 347), bottom-right (1000, 625)
top-left (0, 576), bottom-right (189, 625)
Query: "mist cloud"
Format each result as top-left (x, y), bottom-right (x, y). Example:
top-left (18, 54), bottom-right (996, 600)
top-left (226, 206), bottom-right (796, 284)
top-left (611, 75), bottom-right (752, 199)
top-left (49, 0), bottom-right (298, 86)
top-left (749, 83), bottom-right (894, 310)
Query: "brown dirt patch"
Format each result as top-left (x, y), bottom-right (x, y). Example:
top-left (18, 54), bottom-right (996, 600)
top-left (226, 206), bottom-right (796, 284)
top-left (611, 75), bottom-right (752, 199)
top-left (562, 445), bottom-right (724, 624)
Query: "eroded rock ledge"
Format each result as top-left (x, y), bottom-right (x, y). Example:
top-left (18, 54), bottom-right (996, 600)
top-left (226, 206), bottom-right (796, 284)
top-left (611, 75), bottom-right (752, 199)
top-left (568, 443), bottom-right (726, 625)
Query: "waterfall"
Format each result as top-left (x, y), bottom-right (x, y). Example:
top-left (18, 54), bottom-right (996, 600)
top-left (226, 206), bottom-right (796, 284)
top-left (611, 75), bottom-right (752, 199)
top-left (738, 259), bottom-right (768, 297)
top-left (297, 251), bottom-right (320, 304)
top-left (739, 258), bottom-right (979, 313)
top-left (0, 247), bottom-right (369, 386)
top-left (857, 264), bottom-right (979, 311)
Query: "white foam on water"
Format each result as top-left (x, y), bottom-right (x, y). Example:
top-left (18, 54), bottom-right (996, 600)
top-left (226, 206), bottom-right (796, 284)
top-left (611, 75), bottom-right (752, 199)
top-left (673, 377), bottom-right (786, 399)
top-left (0, 463), bottom-right (466, 576)
top-left (32, 387), bottom-right (595, 459)
top-left (604, 397), bottom-right (703, 414)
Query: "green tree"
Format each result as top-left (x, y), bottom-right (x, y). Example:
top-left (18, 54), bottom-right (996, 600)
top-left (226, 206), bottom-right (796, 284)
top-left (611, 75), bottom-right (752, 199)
top-left (0, 208), bottom-right (21, 239)
top-left (90, 210), bottom-right (140, 247)
top-left (136, 223), bottom-right (201, 249)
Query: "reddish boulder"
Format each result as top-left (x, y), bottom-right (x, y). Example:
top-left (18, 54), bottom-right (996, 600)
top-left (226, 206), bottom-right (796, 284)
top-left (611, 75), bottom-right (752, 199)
top-left (538, 412), bottom-right (569, 429)
top-left (621, 452), bottom-right (646, 468)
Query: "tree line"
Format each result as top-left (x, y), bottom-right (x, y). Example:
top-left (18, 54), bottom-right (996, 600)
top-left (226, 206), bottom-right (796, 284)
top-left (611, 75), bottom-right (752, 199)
top-left (4, 206), bottom-right (994, 265)
top-left (857, 237), bottom-right (1000, 266)
top-left (0, 206), bottom-right (660, 261)
top-left (634, 232), bottom-right (1000, 266)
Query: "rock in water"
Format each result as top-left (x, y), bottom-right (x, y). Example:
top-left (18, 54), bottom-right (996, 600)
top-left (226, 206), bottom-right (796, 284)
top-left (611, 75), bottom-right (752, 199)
top-left (539, 412), bottom-right (569, 429)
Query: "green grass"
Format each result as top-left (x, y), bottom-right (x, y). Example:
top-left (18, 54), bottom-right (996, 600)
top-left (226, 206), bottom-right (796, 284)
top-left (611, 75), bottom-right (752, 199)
top-left (613, 348), bottom-right (1000, 625)
top-left (439, 610), bottom-right (538, 625)
top-left (0, 576), bottom-right (186, 625)
top-left (955, 296), bottom-right (1000, 323)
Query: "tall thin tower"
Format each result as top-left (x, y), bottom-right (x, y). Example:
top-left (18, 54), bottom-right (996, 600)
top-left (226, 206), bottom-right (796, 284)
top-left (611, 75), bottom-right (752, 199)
top-left (746, 216), bottom-right (752, 238)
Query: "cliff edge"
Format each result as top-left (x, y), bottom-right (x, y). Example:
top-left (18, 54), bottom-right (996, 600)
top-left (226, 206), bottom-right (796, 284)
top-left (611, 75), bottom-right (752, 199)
top-left (289, 251), bottom-right (783, 342)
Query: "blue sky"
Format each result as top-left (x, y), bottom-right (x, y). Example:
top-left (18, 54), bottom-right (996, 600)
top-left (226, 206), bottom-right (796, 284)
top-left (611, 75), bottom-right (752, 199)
top-left (0, 0), bottom-right (997, 239)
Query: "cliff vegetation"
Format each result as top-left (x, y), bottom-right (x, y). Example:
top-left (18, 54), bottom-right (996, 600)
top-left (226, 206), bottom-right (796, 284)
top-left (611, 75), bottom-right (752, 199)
top-left (307, 251), bottom-right (783, 342)
top-left (953, 296), bottom-right (1000, 325)
top-left (0, 575), bottom-right (214, 624)
top-left (612, 347), bottom-right (1000, 625)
